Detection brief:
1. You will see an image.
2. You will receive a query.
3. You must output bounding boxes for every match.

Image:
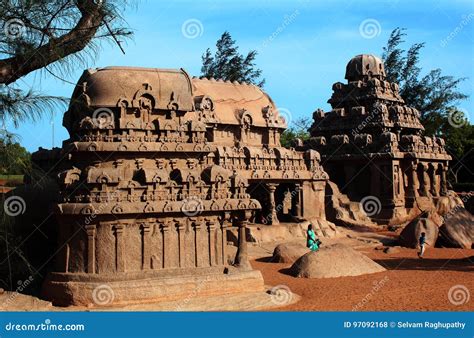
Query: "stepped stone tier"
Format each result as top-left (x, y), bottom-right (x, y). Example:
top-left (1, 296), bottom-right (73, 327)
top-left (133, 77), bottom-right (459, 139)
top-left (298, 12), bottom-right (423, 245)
top-left (39, 66), bottom-right (330, 306)
top-left (309, 55), bottom-right (451, 225)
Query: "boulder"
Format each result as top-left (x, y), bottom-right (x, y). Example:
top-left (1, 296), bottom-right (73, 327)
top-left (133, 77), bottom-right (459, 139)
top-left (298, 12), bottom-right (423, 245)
top-left (324, 181), bottom-right (376, 228)
top-left (289, 243), bottom-right (386, 278)
top-left (272, 243), bottom-right (309, 263)
top-left (399, 211), bottom-right (439, 248)
top-left (437, 208), bottom-right (474, 249)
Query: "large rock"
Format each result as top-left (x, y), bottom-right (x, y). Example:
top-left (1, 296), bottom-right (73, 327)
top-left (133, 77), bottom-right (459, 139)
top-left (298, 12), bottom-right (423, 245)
top-left (325, 181), bottom-right (376, 228)
top-left (272, 243), bottom-right (309, 263)
top-left (437, 208), bottom-right (474, 249)
top-left (399, 211), bottom-right (439, 248)
top-left (289, 243), bottom-right (386, 278)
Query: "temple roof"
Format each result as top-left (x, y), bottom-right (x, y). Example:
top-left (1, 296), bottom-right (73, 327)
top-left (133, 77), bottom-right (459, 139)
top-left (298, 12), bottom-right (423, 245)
top-left (70, 66), bottom-right (195, 112)
top-left (345, 54), bottom-right (386, 81)
top-left (192, 77), bottom-right (286, 128)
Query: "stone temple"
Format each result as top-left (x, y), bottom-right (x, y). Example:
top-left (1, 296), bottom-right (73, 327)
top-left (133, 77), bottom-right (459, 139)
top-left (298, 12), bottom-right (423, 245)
top-left (309, 54), bottom-right (451, 225)
top-left (40, 66), bottom-right (332, 306)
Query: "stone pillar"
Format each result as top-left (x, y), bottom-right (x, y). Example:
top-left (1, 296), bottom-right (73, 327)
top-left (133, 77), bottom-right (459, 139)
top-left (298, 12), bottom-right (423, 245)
top-left (440, 164), bottom-right (448, 196)
top-left (175, 220), bottom-right (185, 268)
top-left (160, 221), bottom-right (170, 269)
top-left (193, 220), bottom-right (202, 267)
top-left (419, 163), bottom-right (429, 197)
top-left (85, 224), bottom-right (96, 274)
top-left (113, 224), bottom-right (125, 272)
top-left (219, 212), bottom-right (231, 266)
top-left (207, 219), bottom-right (216, 266)
top-left (234, 211), bottom-right (252, 269)
top-left (267, 184), bottom-right (279, 225)
top-left (295, 183), bottom-right (302, 217)
top-left (140, 223), bottom-right (151, 270)
top-left (429, 164), bottom-right (439, 197)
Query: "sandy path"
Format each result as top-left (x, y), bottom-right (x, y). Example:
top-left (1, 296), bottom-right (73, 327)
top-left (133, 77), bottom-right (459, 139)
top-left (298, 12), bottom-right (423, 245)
top-left (252, 247), bottom-right (474, 311)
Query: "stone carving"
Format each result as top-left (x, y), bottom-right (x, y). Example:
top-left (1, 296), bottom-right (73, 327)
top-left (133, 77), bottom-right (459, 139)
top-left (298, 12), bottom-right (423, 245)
top-left (309, 55), bottom-right (452, 225)
top-left (36, 66), bottom-right (330, 306)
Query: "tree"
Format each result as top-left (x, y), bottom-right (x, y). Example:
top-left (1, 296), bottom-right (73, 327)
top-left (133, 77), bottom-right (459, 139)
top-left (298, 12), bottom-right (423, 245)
top-left (280, 117), bottom-right (311, 148)
top-left (201, 31), bottom-right (265, 87)
top-left (382, 28), bottom-right (472, 186)
top-left (0, 0), bottom-right (133, 135)
top-left (382, 28), bottom-right (468, 135)
top-left (0, 139), bottom-right (30, 175)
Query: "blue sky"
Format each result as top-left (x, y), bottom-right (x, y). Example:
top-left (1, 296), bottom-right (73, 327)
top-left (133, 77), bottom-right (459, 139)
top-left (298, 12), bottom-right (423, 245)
top-left (8, 0), bottom-right (474, 152)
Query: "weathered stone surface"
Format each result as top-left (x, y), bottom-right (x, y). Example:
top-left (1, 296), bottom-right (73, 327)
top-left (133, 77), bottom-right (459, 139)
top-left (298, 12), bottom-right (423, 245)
top-left (437, 208), bottom-right (474, 249)
top-left (272, 243), bottom-right (309, 263)
top-left (290, 243), bottom-right (386, 278)
top-left (0, 292), bottom-right (53, 311)
top-left (399, 212), bottom-right (439, 248)
top-left (309, 54), bottom-right (452, 226)
top-left (325, 181), bottom-right (375, 227)
top-left (32, 66), bottom-right (331, 307)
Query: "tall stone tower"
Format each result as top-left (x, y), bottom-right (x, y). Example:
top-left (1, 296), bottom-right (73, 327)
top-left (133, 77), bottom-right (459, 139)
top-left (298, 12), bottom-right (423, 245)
top-left (310, 54), bottom-right (451, 225)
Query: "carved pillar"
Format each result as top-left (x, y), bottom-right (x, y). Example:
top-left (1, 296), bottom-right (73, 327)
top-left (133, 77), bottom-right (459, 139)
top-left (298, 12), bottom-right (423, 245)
top-left (113, 224), bottom-right (125, 272)
top-left (267, 184), bottom-right (279, 225)
top-left (294, 183), bottom-right (302, 217)
top-left (419, 163), bottom-right (429, 197)
top-left (140, 223), bottom-right (151, 270)
top-left (429, 164), bottom-right (439, 197)
top-left (85, 224), bottom-right (96, 274)
top-left (207, 219), bottom-right (216, 266)
top-left (440, 164), bottom-right (448, 196)
top-left (175, 220), bottom-right (185, 268)
top-left (160, 221), bottom-right (170, 269)
top-left (219, 212), bottom-right (230, 266)
top-left (234, 211), bottom-right (252, 268)
top-left (193, 220), bottom-right (202, 267)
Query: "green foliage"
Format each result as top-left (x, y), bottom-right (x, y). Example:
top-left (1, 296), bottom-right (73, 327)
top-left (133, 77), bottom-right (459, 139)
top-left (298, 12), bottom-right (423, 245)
top-left (0, 139), bottom-right (31, 175)
top-left (382, 28), bottom-right (468, 135)
top-left (201, 31), bottom-right (265, 87)
top-left (382, 28), bottom-right (472, 185)
top-left (280, 117), bottom-right (311, 148)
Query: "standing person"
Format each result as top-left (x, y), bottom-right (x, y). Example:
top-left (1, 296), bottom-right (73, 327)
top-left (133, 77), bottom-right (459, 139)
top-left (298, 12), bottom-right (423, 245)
top-left (306, 224), bottom-right (320, 252)
top-left (418, 232), bottom-right (426, 258)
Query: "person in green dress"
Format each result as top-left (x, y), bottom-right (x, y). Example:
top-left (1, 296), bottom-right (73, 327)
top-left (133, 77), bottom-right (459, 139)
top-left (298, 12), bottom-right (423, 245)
top-left (306, 224), bottom-right (320, 251)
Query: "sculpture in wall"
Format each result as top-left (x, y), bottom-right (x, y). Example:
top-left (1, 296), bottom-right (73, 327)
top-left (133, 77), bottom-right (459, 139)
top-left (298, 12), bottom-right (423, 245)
top-left (35, 66), bottom-right (331, 306)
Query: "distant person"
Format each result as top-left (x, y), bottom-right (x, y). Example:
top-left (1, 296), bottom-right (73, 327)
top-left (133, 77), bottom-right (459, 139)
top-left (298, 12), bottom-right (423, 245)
top-left (418, 232), bottom-right (426, 258)
top-left (306, 224), bottom-right (321, 251)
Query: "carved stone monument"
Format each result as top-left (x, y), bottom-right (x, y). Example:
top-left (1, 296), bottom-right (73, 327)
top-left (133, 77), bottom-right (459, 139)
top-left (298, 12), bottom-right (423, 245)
top-left (309, 55), bottom-right (452, 225)
top-left (38, 66), bottom-right (330, 306)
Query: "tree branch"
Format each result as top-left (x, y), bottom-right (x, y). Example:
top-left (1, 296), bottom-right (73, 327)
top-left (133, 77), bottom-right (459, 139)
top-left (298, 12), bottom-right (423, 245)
top-left (0, 0), bottom-right (105, 85)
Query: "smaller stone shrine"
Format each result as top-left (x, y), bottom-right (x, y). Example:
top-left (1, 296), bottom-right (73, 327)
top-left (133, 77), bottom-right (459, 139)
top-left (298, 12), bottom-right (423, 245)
top-left (309, 54), bottom-right (452, 225)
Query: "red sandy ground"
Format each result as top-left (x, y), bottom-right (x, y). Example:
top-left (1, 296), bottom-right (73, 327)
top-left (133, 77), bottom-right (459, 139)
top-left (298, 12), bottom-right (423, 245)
top-left (252, 247), bottom-right (474, 311)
